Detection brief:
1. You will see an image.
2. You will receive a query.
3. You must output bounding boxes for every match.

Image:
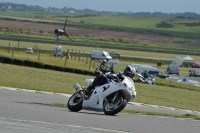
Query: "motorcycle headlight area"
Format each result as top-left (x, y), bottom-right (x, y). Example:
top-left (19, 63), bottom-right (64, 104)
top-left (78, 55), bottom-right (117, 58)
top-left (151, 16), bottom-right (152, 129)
top-left (123, 83), bottom-right (135, 93)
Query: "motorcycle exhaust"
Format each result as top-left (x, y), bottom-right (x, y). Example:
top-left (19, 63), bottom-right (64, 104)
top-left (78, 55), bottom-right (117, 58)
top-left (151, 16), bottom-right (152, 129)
top-left (73, 83), bottom-right (85, 98)
top-left (73, 83), bottom-right (83, 92)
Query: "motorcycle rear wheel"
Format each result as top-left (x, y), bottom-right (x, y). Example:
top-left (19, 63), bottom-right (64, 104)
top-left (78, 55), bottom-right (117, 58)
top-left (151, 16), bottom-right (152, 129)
top-left (67, 92), bottom-right (83, 112)
top-left (103, 97), bottom-right (127, 115)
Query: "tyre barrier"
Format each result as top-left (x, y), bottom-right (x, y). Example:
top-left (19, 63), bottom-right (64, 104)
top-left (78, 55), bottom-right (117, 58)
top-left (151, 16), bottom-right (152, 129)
top-left (24, 60), bottom-right (35, 67)
top-left (71, 68), bottom-right (76, 73)
top-left (0, 56), bottom-right (3, 62)
top-left (84, 70), bottom-right (95, 76)
top-left (2, 57), bottom-right (14, 64)
top-left (44, 64), bottom-right (55, 70)
top-left (54, 66), bottom-right (65, 72)
top-left (64, 67), bottom-right (74, 73)
top-left (13, 59), bottom-right (24, 66)
top-left (74, 69), bottom-right (85, 75)
top-left (34, 62), bottom-right (44, 69)
top-left (0, 56), bottom-right (95, 77)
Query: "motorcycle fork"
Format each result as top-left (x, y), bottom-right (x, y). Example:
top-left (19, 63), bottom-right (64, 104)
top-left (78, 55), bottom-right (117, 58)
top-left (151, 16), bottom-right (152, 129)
top-left (111, 91), bottom-right (119, 103)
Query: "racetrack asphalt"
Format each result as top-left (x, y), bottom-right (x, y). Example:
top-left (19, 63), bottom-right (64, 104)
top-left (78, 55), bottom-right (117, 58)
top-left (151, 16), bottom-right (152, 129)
top-left (1, 86), bottom-right (200, 117)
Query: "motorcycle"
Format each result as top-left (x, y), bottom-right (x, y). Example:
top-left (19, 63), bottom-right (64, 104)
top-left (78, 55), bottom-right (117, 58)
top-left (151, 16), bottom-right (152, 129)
top-left (67, 63), bottom-right (136, 115)
top-left (136, 73), bottom-right (156, 85)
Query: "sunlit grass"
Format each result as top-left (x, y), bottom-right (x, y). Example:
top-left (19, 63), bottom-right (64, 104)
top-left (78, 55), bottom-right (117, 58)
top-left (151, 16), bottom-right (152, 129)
top-left (122, 110), bottom-right (200, 120)
top-left (0, 63), bottom-right (200, 112)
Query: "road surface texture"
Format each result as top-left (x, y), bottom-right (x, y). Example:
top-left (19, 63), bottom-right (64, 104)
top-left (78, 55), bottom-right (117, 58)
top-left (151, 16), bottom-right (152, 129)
top-left (0, 87), bottom-right (199, 133)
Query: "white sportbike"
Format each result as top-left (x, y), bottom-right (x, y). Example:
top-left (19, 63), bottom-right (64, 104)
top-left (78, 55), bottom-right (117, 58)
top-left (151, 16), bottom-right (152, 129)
top-left (67, 68), bottom-right (136, 115)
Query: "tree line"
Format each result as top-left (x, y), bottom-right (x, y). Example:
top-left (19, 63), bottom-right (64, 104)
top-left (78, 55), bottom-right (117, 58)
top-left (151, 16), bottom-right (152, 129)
top-left (1, 2), bottom-right (200, 19)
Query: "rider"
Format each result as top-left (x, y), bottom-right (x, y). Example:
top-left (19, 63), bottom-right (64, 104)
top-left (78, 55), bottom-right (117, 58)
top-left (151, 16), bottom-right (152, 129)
top-left (141, 70), bottom-right (149, 80)
top-left (84, 64), bottom-right (136, 96)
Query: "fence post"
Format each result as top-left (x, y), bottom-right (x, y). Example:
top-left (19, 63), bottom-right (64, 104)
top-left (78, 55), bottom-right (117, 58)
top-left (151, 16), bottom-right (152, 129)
top-left (86, 56), bottom-right (88, 64)
top-left (97, 60), bottom-right (100, 68)
top-left (34, 45), bottom-right (36, 55)
top-left (82, 52), bottom-right (84, 63)
top-left (8, 42), bottom-right (10, 53)
top-left (67, 49), bottom-right (70, 59)
top-left (17, 41), bottom-right (20, 53)
top-left (79, 51), bottom-right (80, 61)
top-left (71, 49), bottom-right (73, 59)
top-left (65, 54), bottom-right (67, 66)
top-left (12, 47), bottom-right (14, 57)
top-left (93, 59), bottom-right (96, 68)
top-left (74, 50), bottom-right (76, 60)
top-left (38, 51), bottom-right (40, 61)
top-left (36, 44), bottom-right (38, 55)
top-left (89, 59), bottom-right (92, 70)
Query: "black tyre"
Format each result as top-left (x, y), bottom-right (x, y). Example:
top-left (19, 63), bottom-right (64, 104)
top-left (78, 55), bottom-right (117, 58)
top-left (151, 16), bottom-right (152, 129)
top-left (103, 97), bottom-right (127, 115)
top-left (67, 92), bottom-right (83, 112)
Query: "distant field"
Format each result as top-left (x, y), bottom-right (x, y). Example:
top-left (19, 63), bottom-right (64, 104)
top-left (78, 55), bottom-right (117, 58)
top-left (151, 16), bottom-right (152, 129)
top-left (0, 10), bottom-right (63, 19)
top-left (0, 11), bottom-right (200, 54)
top-left (1, 11), bottom-right (200, 39)
top-left (61, 16), bottom-right (200, 38)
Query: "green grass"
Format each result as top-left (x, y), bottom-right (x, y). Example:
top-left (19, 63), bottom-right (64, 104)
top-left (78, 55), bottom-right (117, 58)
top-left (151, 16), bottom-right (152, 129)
top-left (1, 13), bottom-right (200, 40)
top-left (72, 16), bottom-right (200, 34)
top-left (0, 47), bottom-right (194, 77)
top-left (67, 16), bottom-right (200, 38)
top-left (2, 29), bottom-right (199, 53)
top-left (1, 39), bottom-right (200, 61)
top-left (122, 110), bottom-right (200, 120)
top-left (1, 26), bottom-right (200, 53)
top-left (172, 38), bottom-right (200, 46)
top-left (0, 11), bottom-right (63, 19)
top-left (1, 15), bottom-right (200, 53)
top-left (0, 63), bottom-right (200, 112)
top-left (0, 49), bottom-right (97, 71)
top-left (0, 39), bottom-right (197, 79)
top-left (0, 63), bottom-right (93, 94)
top-left (1, 12), bottom-right (200, 117)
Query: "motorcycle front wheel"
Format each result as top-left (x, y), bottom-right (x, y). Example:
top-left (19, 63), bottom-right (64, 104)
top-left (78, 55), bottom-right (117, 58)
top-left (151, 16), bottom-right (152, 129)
top-left (103, 97), bottom-right (127, 115)
top-left (67, 92), bottom-right (83, 112)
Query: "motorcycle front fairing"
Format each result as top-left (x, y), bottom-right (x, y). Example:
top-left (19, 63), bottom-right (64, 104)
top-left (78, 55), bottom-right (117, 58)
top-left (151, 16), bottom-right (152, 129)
top-left (82, 77), bottom-right (136, 111)
top-left (82, 81), bottom-right (120, 111)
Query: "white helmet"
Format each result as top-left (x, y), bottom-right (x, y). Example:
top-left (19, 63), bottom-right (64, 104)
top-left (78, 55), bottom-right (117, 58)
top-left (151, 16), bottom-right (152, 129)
top-left (124, 65), bottom-right (136, 78)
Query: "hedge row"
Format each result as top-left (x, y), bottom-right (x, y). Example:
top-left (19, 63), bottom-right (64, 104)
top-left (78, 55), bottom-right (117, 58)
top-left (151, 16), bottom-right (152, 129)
top-left (0, 56), bottom-right (94, 76)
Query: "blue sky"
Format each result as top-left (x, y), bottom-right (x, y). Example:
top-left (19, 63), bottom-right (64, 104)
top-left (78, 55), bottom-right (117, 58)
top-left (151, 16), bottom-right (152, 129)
top-left (0, 0), bottom-right (200, 14)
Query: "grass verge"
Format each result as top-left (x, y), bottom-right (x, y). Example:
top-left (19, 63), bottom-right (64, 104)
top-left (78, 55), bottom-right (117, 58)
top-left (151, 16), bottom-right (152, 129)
top-left (0, 63), bottom-right (200, 112)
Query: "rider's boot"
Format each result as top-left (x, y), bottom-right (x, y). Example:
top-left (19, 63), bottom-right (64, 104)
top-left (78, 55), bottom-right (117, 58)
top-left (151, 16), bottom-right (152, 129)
top-left (84, 85), bottom-right (93, 98)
